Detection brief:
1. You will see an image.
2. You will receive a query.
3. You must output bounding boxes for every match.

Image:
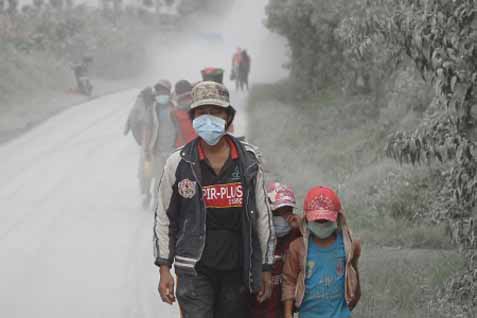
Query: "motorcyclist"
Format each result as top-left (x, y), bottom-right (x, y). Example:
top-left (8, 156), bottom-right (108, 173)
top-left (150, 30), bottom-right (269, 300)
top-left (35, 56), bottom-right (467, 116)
top-left (72, 56), bottom-right (93, 96)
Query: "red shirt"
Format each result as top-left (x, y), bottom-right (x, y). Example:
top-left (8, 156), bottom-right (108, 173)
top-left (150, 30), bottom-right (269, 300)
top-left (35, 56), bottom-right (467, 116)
top-left (172, 109), bottom-right (197, 148)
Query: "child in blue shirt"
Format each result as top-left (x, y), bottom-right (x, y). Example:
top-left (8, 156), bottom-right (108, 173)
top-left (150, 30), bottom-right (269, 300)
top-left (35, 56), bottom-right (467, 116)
top-left (282, 186), bottom-right (361, 318)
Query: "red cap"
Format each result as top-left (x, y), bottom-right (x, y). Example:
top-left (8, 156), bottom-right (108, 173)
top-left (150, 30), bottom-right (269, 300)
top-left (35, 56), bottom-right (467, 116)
top-left (303, 186), bottom-right (341, 222)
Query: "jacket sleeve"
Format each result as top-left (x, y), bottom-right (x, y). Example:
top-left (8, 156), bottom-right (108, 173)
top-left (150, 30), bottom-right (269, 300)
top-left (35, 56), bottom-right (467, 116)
top-left (255, 165), bottom-right (276, 271)
top-left (282, 240), bottom-right (300, 301)
top-left (153, 152), bottom-right (180, 267)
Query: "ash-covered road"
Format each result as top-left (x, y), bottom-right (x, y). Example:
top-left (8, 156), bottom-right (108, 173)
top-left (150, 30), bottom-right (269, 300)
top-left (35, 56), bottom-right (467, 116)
top-left (0, 1), bottom-right (287, 316)
top-left (0, 84), bottom-right (251, 318)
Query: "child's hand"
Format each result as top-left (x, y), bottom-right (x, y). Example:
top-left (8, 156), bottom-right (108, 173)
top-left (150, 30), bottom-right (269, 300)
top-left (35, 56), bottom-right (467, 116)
top-left (286, 215), bottom-right (301, 229)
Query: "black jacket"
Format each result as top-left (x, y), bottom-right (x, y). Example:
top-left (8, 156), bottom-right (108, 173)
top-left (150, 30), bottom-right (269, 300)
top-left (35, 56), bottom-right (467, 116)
top-left (153, 135), bottom-right (275, 292)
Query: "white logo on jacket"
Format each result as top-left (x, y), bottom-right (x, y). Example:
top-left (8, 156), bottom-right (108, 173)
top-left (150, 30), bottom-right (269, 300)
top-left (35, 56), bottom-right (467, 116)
top-left (178, 178), bottom-right (197, 199)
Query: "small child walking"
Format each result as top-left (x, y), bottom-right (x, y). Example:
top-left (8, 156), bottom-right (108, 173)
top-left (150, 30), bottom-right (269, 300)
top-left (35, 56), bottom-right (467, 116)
top-left (250, 182), bottom-right (301, 318)
top-left (282, 186), bottom-right (361, 318)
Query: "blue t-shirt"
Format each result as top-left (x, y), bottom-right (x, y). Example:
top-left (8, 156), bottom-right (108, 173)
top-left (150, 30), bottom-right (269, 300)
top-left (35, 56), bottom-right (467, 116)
top-left (299, 231), bottom-right (351, 318)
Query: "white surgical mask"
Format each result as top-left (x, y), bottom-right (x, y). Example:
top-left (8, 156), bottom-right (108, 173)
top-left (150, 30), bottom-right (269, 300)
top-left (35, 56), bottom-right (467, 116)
top-left (273, 216), bottom-right (292, 238)
top-left (156, 95), bottom-right (170, 105)
top-left (192, 114), bottom-right (226, 146)
top-left (307, 221), bottom-right (337, 239)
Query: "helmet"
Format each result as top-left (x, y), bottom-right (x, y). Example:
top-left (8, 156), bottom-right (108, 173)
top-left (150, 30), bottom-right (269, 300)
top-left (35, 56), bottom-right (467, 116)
top-left (267, 182), bottom-right (296, 211)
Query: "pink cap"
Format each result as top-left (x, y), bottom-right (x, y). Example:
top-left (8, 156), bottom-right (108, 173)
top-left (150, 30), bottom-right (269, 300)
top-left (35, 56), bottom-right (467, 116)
top-left (303, 186), bottom-right (341, 222)
top-left (266, 182), bottom-right (296, 211)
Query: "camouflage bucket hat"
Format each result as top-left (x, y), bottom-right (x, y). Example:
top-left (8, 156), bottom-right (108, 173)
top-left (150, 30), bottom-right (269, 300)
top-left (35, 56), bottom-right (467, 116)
top-left (190, 81), bottom-right (231, 110)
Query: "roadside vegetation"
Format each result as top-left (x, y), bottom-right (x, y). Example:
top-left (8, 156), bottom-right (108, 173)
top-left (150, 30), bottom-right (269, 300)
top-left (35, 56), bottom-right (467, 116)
top-left (0, 4), bottom-right (153, 105)
top-left (262, 1), bottom-right (477, 316)
top-left (248, 82), bottom-right (465, 318)
top-left (0, 0), bottom-right (232, 142)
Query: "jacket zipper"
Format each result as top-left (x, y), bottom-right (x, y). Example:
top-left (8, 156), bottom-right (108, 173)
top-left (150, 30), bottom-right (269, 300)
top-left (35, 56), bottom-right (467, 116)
top-left (244, 161), bottom-right (258, 292)
top-left (184, 158), bottom-right (207, 265)
top-left (246, 187), bottom-right (253, 291)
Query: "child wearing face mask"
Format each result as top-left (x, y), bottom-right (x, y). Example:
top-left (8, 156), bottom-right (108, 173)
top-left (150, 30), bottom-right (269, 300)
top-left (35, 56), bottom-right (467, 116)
top-left (282, 186), bottom-right (361, 318)
top-left (250, 182), bottom-right (301, 318)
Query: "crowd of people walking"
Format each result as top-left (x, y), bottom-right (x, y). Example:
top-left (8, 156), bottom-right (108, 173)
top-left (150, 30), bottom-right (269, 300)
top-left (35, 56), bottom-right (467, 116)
top-left (124, 53), bottom-right (361, 318)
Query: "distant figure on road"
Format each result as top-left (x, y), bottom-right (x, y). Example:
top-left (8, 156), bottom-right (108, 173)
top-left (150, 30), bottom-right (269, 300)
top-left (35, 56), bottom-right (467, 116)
top-left (231, 47), bottom-right (242, 90)
top-left (239, 49), bottom-right (251, 91)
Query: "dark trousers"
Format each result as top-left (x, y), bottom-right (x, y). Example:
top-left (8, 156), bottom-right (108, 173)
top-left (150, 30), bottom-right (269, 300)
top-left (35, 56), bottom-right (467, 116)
top-left (176, 267), bottom-right (250, 318)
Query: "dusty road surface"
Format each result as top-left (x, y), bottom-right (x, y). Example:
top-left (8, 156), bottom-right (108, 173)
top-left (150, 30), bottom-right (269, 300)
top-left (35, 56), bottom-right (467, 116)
top-left (0, 90), bottom-right (185, 318)
top-left (0, 1), bottom-right (287, 317)
top-left (0, 83), bottom-right (251, 318)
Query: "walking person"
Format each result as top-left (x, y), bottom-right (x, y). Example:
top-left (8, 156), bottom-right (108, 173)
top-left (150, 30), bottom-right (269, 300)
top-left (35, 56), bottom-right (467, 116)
top-left (124, 87), bottom-right (156, 207)
top-left (171, 80), bottom-right (197, 148)
top-left (231, 47), bottom-right (243, 91)
top-left (239, 50), bottom-right (251, 91)
top-left (141, 79), bottom-right (174, 208)
top-left (153, 81), bottom-right (275, 318)
top-left (251, 182), bottom-right (301, 318)
top-left (282, 186), bottom-right (361, 318)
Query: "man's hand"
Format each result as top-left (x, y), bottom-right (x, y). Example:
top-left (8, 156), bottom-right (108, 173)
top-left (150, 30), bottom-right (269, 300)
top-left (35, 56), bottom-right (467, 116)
top-left (158, 266), bottom-right (176, 304)
top-left (256, 271), bottom-right (273, 303)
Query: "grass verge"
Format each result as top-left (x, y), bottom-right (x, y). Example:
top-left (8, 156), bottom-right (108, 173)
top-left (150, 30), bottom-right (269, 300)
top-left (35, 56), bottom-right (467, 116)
top-left (246, 82), bottom-right (464, 317)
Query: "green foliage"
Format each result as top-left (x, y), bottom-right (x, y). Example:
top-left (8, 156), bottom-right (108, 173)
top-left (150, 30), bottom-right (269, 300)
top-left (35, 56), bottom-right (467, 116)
top-left (372, 1), bottom-right (477, 211)
top-left (0, 6), bottom-right (154, 79)
top-left (247, 83), bottom-right (452, 249)
top-left (266, 0), bottom-right (477, 215)
top-left (266, 0), bottom-right (360, 97)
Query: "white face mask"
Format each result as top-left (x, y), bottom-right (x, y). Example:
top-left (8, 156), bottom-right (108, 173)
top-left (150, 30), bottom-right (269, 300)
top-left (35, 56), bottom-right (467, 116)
top-left (307, 221), bottom-right (337, 239)
top-left (192, 114), bottom-right (226, 146)
top-left (156, 95), bottom-right (170, 105)
top-left (273, 216), bottom-right (292, 238)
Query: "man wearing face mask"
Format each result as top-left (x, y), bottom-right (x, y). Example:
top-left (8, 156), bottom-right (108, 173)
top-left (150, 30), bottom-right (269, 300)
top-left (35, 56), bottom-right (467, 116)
top-left (282, 186), bottom-right (361, 318)
top-left (123, 86), bottom-right (156, 208)
top-left (153, 81), bottom-right (275, 318)
top-left (251, 182), bottom-right (301, 318)
top-left (141, 80), bottom-right (174, 208)
top-left (153, 80), bottom-right (175, 149)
